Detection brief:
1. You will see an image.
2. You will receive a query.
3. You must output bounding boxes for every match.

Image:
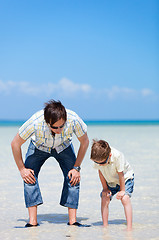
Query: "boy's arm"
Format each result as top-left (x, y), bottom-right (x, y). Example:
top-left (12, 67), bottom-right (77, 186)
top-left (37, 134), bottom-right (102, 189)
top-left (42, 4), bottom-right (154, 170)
top-left (116, 171), bottom-right (125, 200)
top-left (99, 170), bottom-right (112, 197)
top-left (98, 170), bottom-right (108, 190)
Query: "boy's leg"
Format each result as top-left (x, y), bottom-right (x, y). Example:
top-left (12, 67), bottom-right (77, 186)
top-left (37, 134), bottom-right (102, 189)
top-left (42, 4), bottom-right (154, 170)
top-left (121, 195), bottom-right (132, 231)
top-left (102, 184), bottom-right (119, 227)
top-left (101, 192), bottom-right (110, 227)
top-left (24, 141), bottom-right (50, 225)
top-left (121, 177), bottom-right (134, 230)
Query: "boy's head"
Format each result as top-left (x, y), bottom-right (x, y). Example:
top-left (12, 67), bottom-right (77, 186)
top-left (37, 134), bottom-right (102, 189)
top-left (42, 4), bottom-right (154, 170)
top-left (90, 140), bottom-right (111, 164)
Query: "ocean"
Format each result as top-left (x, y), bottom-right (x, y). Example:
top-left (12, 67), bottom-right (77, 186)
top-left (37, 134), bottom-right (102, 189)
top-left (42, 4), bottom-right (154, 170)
top-left (0, 122), bottom-right (159, 240)
top-left (0, 120), bottom-right (159, 126)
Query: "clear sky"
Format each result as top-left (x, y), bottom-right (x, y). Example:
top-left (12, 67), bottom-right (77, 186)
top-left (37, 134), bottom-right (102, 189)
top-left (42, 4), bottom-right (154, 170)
top-left (0, 0), bottom-right (158, 120)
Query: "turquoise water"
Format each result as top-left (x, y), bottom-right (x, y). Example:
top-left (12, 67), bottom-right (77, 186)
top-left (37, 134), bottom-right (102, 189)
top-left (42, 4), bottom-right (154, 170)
top-left (0, 120), bottom-right (25, 126)
top-left (85, 120), bottom-right (159, 126)
top-left (0, 120), bottom-right (159, 126)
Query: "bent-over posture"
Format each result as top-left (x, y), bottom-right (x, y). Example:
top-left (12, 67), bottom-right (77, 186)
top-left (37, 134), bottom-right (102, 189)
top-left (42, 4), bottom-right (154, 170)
top-left (11, 100), bottom-right (89, 227)
top-left (90, 140), bottom-right (134, 231)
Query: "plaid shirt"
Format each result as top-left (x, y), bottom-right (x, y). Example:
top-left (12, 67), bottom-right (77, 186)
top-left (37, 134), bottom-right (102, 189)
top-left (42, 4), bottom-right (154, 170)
top-left (19, 109), bottom-right (87, 153)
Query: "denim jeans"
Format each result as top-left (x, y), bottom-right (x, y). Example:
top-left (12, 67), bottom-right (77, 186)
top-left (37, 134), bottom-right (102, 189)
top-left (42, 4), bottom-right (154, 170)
top-left (108, 176), bottom-right (134, 199)
top-left (100, 176), bottom-right (134, 200)
top-left (24, 140), bottom-right (79, 209)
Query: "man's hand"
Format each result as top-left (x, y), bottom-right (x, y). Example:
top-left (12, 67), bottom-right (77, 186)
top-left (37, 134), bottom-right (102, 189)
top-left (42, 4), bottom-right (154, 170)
top-left (116, 190), bottom-right (125, 200)
top-left (20, 168), bottom-right (36, 184)
top-left (68, 169), bottom-right (80, 186)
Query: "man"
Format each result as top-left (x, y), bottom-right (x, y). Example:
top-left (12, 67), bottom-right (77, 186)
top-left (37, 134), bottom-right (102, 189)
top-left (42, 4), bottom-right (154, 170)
top-left (11, 100), bottom-right (89, 227)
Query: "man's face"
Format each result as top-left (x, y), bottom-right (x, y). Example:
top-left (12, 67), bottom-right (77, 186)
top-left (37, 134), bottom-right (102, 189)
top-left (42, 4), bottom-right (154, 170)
top-left (49, 118), bottom-right (65, 134)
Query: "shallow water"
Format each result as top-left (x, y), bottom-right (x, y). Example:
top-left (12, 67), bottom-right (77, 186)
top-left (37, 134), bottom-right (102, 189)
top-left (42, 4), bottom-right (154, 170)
top-left (0, 125), bottom-right (159, 240)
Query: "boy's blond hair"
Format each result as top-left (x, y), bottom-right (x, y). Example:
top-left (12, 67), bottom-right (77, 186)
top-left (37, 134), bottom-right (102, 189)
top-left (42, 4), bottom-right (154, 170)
top-left (90, 139), bottom-right (111, 162)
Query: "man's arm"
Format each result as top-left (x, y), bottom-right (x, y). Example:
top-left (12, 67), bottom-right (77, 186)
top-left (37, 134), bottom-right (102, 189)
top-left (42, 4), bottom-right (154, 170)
top-left (75, 132), bottom-right (89, 167)
top-left (68, 132), bottom-right (89, 186)
top-left (11, 133), bottom-right (36, 184)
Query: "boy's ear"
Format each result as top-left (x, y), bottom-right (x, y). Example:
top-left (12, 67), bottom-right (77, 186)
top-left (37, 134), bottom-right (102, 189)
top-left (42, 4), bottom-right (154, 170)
top-left (109, 153), bottom-right (112, 157)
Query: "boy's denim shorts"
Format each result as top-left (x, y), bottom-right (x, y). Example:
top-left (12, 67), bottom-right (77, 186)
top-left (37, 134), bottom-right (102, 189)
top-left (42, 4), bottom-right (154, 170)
top-left (24, 140), bottom-right (79, 209)
top-left (100, 175), bottom-right (134, 200)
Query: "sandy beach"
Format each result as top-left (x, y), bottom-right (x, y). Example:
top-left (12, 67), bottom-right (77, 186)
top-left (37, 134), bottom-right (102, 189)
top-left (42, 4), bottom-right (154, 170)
top-left (0, 124), bottom-right (159, 240)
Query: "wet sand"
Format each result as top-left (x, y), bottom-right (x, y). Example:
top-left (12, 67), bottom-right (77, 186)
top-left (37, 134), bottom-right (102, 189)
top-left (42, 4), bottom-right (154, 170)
top-left (0, 125), bottom-right (159, 240)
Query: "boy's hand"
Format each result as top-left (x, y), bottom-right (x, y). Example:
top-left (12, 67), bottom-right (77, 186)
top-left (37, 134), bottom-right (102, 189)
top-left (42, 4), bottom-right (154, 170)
top-left (102, 190), bottom-right (112, 198)
top-left (116, 190), bottom-right (125, 200)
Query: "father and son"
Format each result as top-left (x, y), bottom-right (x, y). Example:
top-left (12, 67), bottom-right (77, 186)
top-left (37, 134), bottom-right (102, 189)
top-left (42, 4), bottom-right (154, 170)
top-left (11, 99), bottom-right (134, 231)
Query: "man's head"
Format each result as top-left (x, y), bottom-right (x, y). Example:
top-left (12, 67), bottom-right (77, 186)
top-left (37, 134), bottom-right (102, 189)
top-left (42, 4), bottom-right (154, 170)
top-left (44, 100), bottom-right (67, 134)
top-left (90, 139), bottom-right (111, 165)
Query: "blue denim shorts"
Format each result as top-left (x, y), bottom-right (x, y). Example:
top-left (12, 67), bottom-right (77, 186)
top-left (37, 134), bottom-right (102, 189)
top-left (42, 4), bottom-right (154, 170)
top-left (24, 140), bottom-right (79, 209)
top-left (100, 176), bottom-right (134, 200)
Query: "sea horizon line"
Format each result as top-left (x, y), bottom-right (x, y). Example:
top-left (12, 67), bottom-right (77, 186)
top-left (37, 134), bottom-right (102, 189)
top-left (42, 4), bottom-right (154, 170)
top-left (0, 119), bottom-right (159, 126)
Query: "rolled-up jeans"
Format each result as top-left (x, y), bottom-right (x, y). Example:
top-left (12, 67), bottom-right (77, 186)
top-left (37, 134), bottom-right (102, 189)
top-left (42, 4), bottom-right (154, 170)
top-left (24, 140), bottom-right (79, 209)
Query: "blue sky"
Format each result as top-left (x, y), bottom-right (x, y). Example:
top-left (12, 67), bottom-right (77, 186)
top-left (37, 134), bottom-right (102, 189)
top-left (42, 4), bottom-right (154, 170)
top-left (0, 0), bottom-right (158, 120)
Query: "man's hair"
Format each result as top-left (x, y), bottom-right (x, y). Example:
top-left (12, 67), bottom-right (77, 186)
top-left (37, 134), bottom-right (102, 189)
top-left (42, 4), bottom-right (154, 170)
top-left (90, 139), bottom-right (111, 162)
top-left (44, 100), bottom-right (67, 125)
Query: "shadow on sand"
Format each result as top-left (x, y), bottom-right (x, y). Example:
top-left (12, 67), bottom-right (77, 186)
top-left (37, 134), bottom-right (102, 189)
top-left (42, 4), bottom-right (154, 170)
top-left (15, 214), bottom-right (126, 228)
top-left (92, 219), bottom-right (126, 226)
top-left (15, 213), bottom-right (89, 228)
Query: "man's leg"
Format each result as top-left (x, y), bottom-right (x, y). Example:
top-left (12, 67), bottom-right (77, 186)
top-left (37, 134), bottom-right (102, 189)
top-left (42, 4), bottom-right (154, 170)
top-left (52, 144), bottom-right (79, 224)
top-left (24, 141), bottom-right (50, 226)
top-left (68, 208), bottom-right (77, 225)
top-left (28, 206), bottom-right (38, 226)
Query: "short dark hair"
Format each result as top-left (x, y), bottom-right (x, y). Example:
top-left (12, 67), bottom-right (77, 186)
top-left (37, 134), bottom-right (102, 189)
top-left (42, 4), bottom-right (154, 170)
top-left (90, 139), bottom-right (111, 162)
top-left (44, 100), bottom-right (67, 125)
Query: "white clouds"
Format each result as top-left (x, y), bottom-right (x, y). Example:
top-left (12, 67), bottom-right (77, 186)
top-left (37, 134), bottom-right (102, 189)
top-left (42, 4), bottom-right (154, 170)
top-left (0, 79), bottom-right (156, 100)
top-left (0, 80), bottom-right (16, 94)
top-left (0, 78), bottom-right (92, 97)
top-left (102, 86), bottom-right (156, 100)
top-left (43, 78), bottom-right (91, 97)
top-left (58, 78), bottom-right (91, 95)
top-left (0, 80), bottom-right (43, 96)
top-left (141, 88), bottom-right (154, 97)
top-left (104, 86), bottom-right (136, 100)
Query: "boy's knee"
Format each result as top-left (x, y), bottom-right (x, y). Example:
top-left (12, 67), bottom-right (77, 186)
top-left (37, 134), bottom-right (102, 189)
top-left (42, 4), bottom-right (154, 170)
top-left (121, 194), bottom-right (130, 205)
top-left (101, 192), bottom-right (110, 205)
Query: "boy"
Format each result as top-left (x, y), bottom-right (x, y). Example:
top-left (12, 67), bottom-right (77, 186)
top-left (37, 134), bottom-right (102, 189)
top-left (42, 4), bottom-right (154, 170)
top-left (90, 140), bottom-right (134, 231)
